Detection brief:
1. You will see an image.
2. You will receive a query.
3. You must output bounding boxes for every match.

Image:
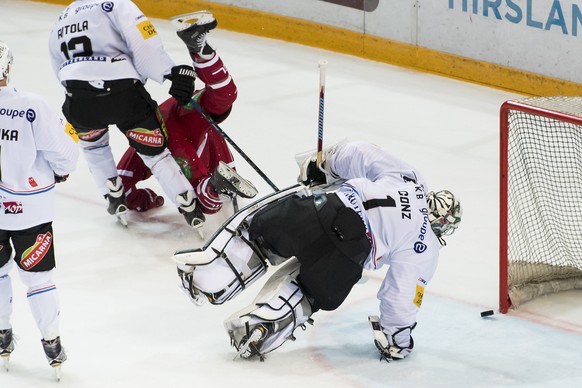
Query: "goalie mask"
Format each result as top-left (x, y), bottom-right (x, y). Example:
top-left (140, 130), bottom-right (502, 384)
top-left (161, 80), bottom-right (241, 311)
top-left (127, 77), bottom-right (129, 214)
top-left (427, 190), bottom-right (462, 241)
top-left (0, 40), bottom-right (13, 82)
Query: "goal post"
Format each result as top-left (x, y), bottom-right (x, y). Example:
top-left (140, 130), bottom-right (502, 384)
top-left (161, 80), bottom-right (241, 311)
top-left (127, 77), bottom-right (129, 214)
top-left (500, 97), bottom-right (582, 313)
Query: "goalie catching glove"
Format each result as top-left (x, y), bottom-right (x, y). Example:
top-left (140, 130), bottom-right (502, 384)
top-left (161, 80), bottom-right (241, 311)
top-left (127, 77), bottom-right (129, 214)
top-left (295, 139), bottom-right (347, 185)
top-left (167, 65), bottom-right (196, 105)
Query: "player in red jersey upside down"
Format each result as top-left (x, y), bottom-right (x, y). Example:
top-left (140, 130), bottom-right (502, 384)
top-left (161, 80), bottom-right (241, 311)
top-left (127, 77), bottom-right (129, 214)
top-left (116, 11), bottom-right (257, 219)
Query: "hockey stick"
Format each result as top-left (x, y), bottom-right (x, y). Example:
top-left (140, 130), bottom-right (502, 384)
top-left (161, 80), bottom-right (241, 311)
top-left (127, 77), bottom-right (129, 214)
top-left (316, 60), bottom-right (328, 167)
top-left (188, 98), bottom-right (280, 192)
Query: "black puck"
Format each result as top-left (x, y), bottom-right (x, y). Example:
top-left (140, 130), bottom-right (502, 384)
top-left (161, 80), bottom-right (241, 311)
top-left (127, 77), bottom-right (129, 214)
top-left (480, 310), bottom-right (494, 317)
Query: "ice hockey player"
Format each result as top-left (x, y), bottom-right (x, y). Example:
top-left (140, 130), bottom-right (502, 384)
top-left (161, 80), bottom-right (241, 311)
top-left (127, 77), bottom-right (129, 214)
top-left (0, 41), bottom-right (78, 378)
top-left (116, 11), bottom-right (257, 216)
top-left (48, 0), bottom-right (203, 227)
top-left (173, 140), bottom-right (462, 361)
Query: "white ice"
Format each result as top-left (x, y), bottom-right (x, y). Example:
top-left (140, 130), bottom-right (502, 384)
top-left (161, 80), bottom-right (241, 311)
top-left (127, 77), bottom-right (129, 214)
top-left (2, 1), bottom-right (582, 387)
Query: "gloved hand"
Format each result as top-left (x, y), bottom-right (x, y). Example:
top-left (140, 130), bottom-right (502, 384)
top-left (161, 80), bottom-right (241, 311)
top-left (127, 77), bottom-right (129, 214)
top-left (300, 160), bottom-right (327, 186)
top-left (54, 174), bottom-right (69, 183)
top-left (295, 139), bottom-right (347, 186)
top-left (167, 65), bottom-right (196, 105)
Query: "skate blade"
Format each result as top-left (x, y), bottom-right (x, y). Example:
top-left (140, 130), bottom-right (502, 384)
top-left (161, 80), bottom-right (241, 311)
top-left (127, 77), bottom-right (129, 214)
top-left (170, 11), bottom-right (214, 30)
top-left (217, 162), bottom-right (258, 199)
top-left (233, 328), bottom-right (263, 361)
top-left (116, 207), bottom-right (128, 227)
top-left (2, 355), bottom-right (9, 372)
top-left (53, 364), bottom-right (62, 382)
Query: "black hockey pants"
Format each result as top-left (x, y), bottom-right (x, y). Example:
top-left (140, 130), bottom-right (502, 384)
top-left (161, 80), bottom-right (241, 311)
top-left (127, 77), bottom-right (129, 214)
top-left (249, 193), bottom-right (371, 311)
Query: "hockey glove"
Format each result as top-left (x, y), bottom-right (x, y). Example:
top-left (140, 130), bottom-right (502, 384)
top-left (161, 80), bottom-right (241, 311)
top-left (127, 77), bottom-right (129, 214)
top-left (167, 65), bottom-right (196, 105)
top-left (54, 173), bottom-right (69, 183)
top-left (300, 160), bottom-right (327, 186)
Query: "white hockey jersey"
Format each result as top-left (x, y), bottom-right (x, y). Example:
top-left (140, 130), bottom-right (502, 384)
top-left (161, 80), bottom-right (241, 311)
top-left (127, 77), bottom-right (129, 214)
top-left (328, 141), bottom-right (441, 337)
top-left (48, 0), bottom-right (175, 85)
top-left (0, 86), bottom-right (79, 230)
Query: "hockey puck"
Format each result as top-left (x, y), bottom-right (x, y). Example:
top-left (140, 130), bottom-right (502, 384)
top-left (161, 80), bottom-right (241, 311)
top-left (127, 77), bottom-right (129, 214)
top-left (480, 310), bottom-right (494, 317)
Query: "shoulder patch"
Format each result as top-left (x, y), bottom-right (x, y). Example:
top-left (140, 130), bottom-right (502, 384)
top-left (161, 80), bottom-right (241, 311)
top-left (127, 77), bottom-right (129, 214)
top-left (137, 20), bottom-right (157, 39)
top-left (26, 109), bottom-right (36, 123)
top-left (101, 2), bottom-right (114, 12)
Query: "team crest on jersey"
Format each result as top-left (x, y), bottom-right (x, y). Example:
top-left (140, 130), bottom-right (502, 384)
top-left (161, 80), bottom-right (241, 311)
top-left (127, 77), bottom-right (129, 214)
top-left (101, 2), bottom-right (114, 12)
top-left (2, 201), bottom-right (23, 214)
top-left (137, 20), bottom-right (157, 39)
top-left (20, 232), bottom-right (53, 270)
top-left (127, 128), bottom-right (164, 146)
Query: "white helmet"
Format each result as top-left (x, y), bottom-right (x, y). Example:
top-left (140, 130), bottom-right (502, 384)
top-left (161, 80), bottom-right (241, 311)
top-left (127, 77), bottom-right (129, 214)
top-left (427, 190), bottom-right (462, 242)
top-left (0, 40), bottom-right (13, 82)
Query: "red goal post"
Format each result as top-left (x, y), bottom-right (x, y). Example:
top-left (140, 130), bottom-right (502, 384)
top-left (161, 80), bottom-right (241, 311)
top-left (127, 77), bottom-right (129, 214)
top-left (500, 97), bottom-right (582, 313)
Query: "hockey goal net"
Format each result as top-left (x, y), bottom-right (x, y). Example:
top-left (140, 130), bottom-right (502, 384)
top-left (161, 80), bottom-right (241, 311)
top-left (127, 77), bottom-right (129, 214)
top-left (500, 97), bottom-right (582, 313)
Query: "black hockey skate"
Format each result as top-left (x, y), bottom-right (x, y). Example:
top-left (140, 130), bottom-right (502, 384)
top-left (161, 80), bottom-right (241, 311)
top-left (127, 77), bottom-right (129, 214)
top-left (177, 191), bottom-right (206, 228)
top-left (41, 336), bottom-right (67, 381)
top-left (105, 176), bottom-right (128, 226)
top-left (212, 161), bottom-right (258, 199)
top-left (42, 337), bottom-right (67, 366)
top-left (175, 11), bottom-right (217, 56)
top-left (0, 328), bottom-right (15, 371)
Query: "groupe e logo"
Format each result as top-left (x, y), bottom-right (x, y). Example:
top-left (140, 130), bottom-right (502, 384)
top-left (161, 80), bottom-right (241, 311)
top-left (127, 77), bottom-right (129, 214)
top-left (101, 2), bottom-right (114, 13)
top-left (414, 241), bottom-right (427, 254)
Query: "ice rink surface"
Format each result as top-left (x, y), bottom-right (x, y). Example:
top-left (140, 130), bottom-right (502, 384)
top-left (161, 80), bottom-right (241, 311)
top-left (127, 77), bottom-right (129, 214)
top-left (2, 1), bottom-right (582, 387)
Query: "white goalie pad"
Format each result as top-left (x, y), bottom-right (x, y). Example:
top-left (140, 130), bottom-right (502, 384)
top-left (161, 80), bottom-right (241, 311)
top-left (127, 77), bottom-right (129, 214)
top-left (189, 230), bottom-right (266, 304)
top-left (224, 258), bottom-right (314, 360)
top-left (173, 185), bottom-right (307, 305)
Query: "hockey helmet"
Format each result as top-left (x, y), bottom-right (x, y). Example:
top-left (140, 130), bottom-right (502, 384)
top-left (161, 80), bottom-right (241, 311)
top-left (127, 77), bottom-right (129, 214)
top-left (0, 40), bottom-right (13, 82)
top-left (427, 190), bottom-right (462, 240)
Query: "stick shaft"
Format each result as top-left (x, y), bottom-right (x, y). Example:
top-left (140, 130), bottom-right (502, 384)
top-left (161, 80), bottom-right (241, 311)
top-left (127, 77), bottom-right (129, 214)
top-left (316, 60), bottom-right (327, 166)
top-left (188, 99), bottom-right (279, 192)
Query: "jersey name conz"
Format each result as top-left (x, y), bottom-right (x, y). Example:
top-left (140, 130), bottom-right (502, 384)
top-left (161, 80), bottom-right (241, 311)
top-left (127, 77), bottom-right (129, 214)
top-left (398, 190), bottom-right (412, 219)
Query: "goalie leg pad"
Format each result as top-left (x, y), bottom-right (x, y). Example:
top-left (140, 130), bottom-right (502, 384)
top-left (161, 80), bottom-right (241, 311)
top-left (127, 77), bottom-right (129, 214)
top-left (173, 185), bottom-right (309, 305)
top-left (224, 258), bottom-right (313, 359)
top-left (177, 229), bottom-right (267, 305)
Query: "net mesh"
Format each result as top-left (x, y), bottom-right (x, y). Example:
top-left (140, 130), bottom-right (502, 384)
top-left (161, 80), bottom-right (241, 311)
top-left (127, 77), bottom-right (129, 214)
top-left (506, 97), bottom-right (582, 306)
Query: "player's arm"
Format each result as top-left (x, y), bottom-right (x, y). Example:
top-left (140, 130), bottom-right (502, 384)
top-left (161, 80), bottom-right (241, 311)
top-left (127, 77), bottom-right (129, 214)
top-left (110, 0), bottom-right (175, 84)
top-left (31, 96), bottom-right (79, 178)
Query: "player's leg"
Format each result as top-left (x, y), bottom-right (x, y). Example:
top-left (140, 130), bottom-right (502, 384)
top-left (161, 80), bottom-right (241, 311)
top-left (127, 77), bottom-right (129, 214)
top-left (118, 83), bottom-right (202, 227)
top-left (11, 223), bottom-right (66, 367)
top-left (225, 258), bottom-right (314, 360)
top-left (117, 147), bottom-right (164, 212)
top-left (0, 234), bottom-right (15, 360)
top-left (373, 249), bottom-right (439, 360)
top-left (176, 228), bottom-right (267, 305)
top-left (191, 51), bottom-right (238, 120)
top-left (173, 185), bottom-right (305, 304)
top-left (62, 83), bottom-right (128, 220)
